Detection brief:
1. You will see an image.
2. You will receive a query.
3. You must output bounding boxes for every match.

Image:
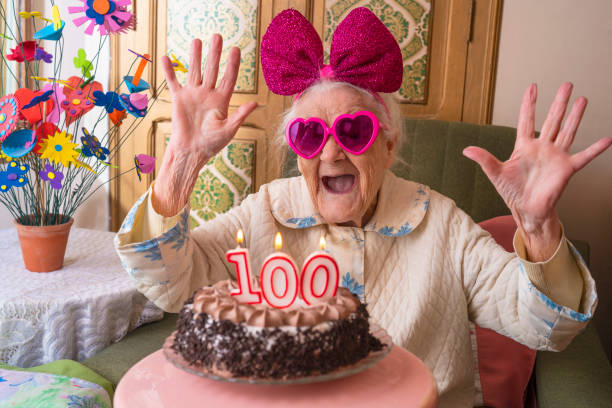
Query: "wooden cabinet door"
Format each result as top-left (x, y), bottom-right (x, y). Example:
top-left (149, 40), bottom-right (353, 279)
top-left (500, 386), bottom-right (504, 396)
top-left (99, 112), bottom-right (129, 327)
top-left (109, 0), bottom-right (500, 230)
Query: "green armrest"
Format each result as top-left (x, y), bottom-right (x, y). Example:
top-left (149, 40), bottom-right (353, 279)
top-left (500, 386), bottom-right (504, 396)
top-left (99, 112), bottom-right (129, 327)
top-left (535, 323), bottom-right (612, 407)
top-left (81, 313), bottom-right (179, 386)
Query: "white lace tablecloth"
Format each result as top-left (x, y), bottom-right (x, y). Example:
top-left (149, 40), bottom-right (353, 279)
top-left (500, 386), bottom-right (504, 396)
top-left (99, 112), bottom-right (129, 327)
top-left (0, 227), bottom-right (163, 368)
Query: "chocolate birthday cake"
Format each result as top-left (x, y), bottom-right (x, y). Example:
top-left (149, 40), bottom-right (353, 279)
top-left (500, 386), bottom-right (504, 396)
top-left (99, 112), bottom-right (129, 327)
top-left (171, 279), bottom-right (383, 379)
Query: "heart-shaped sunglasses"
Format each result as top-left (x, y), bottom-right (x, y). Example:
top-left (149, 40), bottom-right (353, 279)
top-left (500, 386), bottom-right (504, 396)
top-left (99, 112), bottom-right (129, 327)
top-left (285, 111), bottom-right (385, 159)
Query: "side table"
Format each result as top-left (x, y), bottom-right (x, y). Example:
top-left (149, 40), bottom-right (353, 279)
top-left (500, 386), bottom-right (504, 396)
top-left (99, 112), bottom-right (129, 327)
top-left (0, 227), bottom-right (163, 367)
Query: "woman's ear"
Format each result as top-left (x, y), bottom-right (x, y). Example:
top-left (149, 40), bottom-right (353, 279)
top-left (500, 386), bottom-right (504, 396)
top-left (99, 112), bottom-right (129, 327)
top-left (383, 131), bottom-right (398, 169)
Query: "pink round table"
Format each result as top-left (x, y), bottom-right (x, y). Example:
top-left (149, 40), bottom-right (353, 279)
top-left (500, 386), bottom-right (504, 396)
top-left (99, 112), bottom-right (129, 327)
top-left (114, 346), bottom-right (438, 408)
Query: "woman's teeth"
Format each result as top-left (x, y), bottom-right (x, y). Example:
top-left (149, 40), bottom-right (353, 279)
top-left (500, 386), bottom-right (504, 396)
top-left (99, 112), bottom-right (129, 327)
top-left (322, 175), bottom-right (355, 193)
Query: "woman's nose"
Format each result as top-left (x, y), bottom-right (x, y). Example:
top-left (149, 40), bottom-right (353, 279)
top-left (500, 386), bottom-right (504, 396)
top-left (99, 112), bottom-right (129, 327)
top-left (319, 136), bottom-right (346, 162)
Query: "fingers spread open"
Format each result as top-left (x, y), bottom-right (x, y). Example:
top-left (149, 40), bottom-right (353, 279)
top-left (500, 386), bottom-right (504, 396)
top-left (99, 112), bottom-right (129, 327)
top-left (203, 34), bottom-right (223, 89)
top-left (541, 82), bottom-right (572, 142)
top-left (556, 96), bottom-right (587, 150)
top-left (218, 47), bottom-right (241, 98)
top-left (571, 137), bottom-right (612, 171)
top-left (516, 84), bottom-right (536, 147)
top-left (187, 38), bottom-right (203, 86)
top-left (161, 55), bottom-right (181, 93)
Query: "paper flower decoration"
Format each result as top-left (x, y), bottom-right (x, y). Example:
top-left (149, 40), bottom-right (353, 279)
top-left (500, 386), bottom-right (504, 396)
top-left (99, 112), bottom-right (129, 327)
top-left (74, 49), bottom-right (93, 78)
top-left (18, 11), bottom-right (50, 22)
top-left (33, 123), bottom-right (60, 156)
top-left (0, 95), bottom-right (19, 142)
top-left (34, 48), bottom-right (53, 63)
top-left (22, 90), bottom-right (54, 110)
top-left (81, 128), bottom-right (110, 161)
top-left (40, 131), bottom-right (79, 167)
top-left (134, 154), bottom-right (155, 181)
top-left (6, 41), bottom-right (39, 62)
top-left (15, 88), bottom-right (54, 124)
top-left (0, 162), bottom-right (29, 193)
top-left (1, 129), bottom-right (36, 158)
top-left (69, 0), bottom-right (134, 35)
top-left (41, 82), bottom-right (66, 124)
top-left (170, 54), bottom-right (188, 73)
top-left (33, 6), bottom-right (66, 41)
top-left (39, 163), bottom-right (64, 189)
top-left (60, 76), bottom-right (103, 125)
top-left (119, 93), bottom-right (147, 117)
top-left (93, 90), bottom-right (123, 113)
top-left (108, 109), bottom-right (127, 126)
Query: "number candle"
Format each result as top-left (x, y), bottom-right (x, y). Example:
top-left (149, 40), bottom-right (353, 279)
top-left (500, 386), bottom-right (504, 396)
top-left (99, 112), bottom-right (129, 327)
top-left (260, 232), bottom-right (300, 308)
top-left (300, 235), bottom-right (339, 305)
top-left (227, 229), bottom-right (261, 304)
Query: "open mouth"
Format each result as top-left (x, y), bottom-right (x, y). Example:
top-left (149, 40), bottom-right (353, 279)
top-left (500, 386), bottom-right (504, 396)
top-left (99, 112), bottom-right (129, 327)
top-left (321, 174), bottom-right (356, 194)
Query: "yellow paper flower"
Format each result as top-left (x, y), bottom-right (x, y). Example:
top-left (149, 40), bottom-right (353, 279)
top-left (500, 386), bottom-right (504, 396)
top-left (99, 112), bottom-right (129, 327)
top-left (40, 130), bottom-right (79, 167)
top-left (0, 150), bottom-right (13, 162)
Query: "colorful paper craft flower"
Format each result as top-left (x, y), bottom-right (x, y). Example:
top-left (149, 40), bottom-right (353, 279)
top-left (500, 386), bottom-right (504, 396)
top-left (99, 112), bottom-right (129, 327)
top-left (108, 108), bottom-right (126, 126)
top-left (6, 41), bottom-right (50, 63)
top-left (69, 0), bottom-right (134, 35)
top-left (41, 82), bottom-right (66, 124)
top-left (74, 49), bottom-right (93, 78)
top-left (1, 129), bottom-right (36, 158)
top-left (60, 76), bottom-right (103, 125)
top-left (134, 154), bottom-right (155, 181)
top-left (0, 162), bottom-right (29, 193)
top-left (39, 163), bottom-right (64, 189)
top-left (80, 128), bottom-right (110, 161)
top-left (22, 90), bottom-right (54, 110)
top-left (170, 54), bottom-right (188, 73)
top-left (40, 131), bottom-right (79, 167)
top-left (119, 93), bottom-right (147, 117)
top-left (33, 123), bottom-right (60, 156)
top-left (0, 95), bottom-right (19, 142)
top-left (33, 6), bottom-right (66, 41)
top-left (15, 88), bottom-right (55, 124)
top-left (93, 90), bottom-right (123, 113)
top-left (34, 48), bottom-right (53, 63)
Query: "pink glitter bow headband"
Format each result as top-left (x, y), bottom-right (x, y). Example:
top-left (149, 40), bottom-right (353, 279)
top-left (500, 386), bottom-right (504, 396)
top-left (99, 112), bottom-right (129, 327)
top-left (261, 7), bottom-right (403, 99)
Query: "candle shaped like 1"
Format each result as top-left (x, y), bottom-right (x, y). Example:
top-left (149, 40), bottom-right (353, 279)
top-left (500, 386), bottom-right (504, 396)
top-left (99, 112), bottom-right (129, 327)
top-left (300, 236), bottom-right (339, 305)
top-left (260, 232), bottom-right (300, 308)
top-left (227, 229), bottom-right (261, 304)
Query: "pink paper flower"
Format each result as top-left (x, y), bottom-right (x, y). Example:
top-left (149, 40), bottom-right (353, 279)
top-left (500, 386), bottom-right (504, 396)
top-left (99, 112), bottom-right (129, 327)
top-left (69, 0), bottom-right (134, 35)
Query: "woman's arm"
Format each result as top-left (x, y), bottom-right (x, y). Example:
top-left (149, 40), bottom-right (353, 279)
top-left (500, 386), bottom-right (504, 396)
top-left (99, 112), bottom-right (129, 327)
top-left (153, 35), bottom-right (257, 217)
top-left (114, 35), bottom-right (257, 311)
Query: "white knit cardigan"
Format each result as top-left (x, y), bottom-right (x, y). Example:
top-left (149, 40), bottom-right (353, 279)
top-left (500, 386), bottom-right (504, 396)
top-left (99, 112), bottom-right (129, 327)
top-left (115, 170), bottom-right (596, 407)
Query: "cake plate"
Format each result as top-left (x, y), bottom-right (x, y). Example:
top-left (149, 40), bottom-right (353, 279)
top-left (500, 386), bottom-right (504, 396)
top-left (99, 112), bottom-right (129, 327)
top-left (162, 323), bottom-right (392, 385)
top-left (114, 325), bottom-right (439, 408)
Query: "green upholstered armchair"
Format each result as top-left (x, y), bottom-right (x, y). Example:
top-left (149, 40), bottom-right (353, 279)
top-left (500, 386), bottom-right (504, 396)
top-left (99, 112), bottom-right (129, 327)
top-left (83, 119), bottom-right (612, 407)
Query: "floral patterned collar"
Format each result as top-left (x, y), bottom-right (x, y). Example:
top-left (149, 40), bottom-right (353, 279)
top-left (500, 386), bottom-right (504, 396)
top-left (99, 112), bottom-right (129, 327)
top-left (270, 170), bottom-right (430, 236)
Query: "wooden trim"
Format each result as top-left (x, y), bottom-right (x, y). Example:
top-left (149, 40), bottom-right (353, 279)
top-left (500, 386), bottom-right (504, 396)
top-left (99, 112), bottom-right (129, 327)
top-left (462, 0), bottom-right (503, 124)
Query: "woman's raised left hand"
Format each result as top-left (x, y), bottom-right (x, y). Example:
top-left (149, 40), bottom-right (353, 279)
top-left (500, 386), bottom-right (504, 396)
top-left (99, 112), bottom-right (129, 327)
top-left (463, 82), bottom-right (612, 261)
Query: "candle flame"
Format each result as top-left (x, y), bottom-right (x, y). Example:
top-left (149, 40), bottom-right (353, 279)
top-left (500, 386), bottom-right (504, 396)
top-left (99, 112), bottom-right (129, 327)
top-left (236, 229), bottom-right (244, 245)
top-left (274, 232), bottom-right (283, 251)
top-left (320, 235), bottom-right (326, 251)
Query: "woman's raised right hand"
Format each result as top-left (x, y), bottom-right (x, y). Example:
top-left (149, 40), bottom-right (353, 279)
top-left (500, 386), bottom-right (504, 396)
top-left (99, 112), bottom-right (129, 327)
top-left (152, 35), bottom-right (257, 216)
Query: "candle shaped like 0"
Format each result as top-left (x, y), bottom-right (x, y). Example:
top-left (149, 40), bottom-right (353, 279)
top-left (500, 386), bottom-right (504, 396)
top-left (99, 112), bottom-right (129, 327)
top-left (259, 232), bottom-right (300, 308)
top-left (300, 236), bottom-right (339, 305)
top-left (227, 229), bottom-right (261, 304)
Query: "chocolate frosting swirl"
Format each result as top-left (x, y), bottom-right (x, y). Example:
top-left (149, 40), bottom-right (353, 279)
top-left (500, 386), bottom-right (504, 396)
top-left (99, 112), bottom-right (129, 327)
top-left (192, 280), bottom-right (360, 328)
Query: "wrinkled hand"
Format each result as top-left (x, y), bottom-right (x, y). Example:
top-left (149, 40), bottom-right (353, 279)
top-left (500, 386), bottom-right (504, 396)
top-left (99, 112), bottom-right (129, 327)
top-left (161, 35), bottom-right (258, 163)
top-left (153, 35), bottom-right (257, 217)
top-left (463, 83), bottom-right (612, 259)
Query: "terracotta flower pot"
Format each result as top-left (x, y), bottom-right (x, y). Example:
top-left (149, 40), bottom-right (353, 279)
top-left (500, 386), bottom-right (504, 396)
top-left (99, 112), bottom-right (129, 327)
top-left (14, 217), bottom-right (74, 272)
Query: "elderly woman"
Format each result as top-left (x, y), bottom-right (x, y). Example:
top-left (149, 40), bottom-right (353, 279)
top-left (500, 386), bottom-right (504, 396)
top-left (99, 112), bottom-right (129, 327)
top-left (116, 8), bottom-right (611, 408)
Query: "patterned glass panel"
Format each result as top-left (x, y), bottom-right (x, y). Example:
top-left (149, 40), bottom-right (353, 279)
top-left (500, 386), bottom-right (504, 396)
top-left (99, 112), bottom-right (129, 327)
top-left (324, 0), bottom-right (432, 103)
top-left (165, 138), bottom-right (255, 228)
top-left (167, 0), bottom-right (259, 92)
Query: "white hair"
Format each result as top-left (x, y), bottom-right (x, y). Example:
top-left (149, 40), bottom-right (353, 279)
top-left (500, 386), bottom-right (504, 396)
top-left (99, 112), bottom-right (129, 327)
top-left (275, 80), bottom-right (404, 161)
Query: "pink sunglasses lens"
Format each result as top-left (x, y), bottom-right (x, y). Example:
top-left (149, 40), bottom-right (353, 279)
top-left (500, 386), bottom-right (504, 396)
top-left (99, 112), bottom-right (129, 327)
top-left (335, 115), bottom-right (374, 153)
top-left (289, 121), bottom-right (326, 157)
